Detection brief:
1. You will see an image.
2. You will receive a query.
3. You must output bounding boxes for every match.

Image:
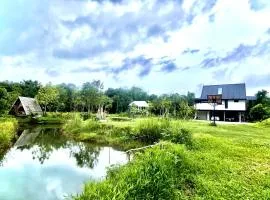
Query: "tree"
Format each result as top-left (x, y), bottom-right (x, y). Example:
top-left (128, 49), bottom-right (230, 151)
top-left (0, 87), bottom-right (9, 115)
top-left (186, 92), bottom-right (195, 106)
top-left (21, 80), bottom-right (41, 98)
top-left (36, 85), bottom-right (59, 114)
top-left (177, 100), bottom-right (194, 119)
top-left (81, 82), bottom-right (100, 113)
top-left (249, 104), bottom-right (268, 121)
top-left (256, 90), bottom-right (270, 105)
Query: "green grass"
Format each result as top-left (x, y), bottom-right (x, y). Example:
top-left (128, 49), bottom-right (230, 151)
top-left (63, 114), bottom-right (146, 150)
top-left (73, 118), bottom-right (270, 199)
top-left (0, 118), bottom-right (18, 155)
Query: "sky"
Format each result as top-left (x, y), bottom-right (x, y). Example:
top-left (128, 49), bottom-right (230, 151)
top-left (0, 0), bottom-right (269, 96)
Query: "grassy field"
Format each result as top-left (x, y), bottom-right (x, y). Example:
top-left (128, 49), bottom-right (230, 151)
top-left (72, 117), bottom-right (270, 199)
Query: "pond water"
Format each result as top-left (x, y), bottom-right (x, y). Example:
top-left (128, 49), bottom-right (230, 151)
top-left (0, 126), bottom-right (128, 200)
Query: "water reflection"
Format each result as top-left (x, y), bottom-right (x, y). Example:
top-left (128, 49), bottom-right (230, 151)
top-left (0, 126), bottom-right (128, 200)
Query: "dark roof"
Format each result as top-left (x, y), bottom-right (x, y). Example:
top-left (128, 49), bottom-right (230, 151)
top-left (200, 83), bottom-right (246, 100)
top-left (246, 96), bottom-right (257, 101)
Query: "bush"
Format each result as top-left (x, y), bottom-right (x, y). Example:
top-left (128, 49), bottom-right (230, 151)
top-left (63, 113), bottom-right (84, 134)
top-left (82, 119), bottom-right (101, 132)
top-left (132, 118), bottom-right (170, 143)
top-left (249, 104), bottom-right (268, 121)
top-left (161, 123), bottom-right (193, 147)
top-left (63, 114), bottom-right (103, 134)
top-left (171, 128), bottom-right (192, 146)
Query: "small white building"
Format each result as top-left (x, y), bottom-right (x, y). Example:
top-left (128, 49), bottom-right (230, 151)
top-left (129, 101), bottom-right (149, 109)
top-left (195, 83), bottom-right (255, 122)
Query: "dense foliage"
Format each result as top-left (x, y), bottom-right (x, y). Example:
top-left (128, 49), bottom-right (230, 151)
top-left (1, 80), bottom-right (269, 121)
top-left (0, 80), bottom-right (195, 119)
top-left (248, 90), bottom-right (270, 121)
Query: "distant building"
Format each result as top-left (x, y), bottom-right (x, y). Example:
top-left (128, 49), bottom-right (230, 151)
top-left (129, 101), bottom-right (149, 109)
top-left (9, 96), bottom-right (43, 116)
top-left (195, 83), bottom-right (256, 122)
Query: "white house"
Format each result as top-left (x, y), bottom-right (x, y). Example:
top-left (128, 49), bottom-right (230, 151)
top-left (195, 83), bottom-right (255, 122)
top-left (129, 101), bottom-right (149, 109)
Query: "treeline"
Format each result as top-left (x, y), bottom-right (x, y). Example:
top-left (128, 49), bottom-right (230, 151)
top-left (0, 80), bottom-right (195, 118)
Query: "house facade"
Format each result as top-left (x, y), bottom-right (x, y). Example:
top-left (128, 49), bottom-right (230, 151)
top-left (195, 83), bottom-right (254, 122)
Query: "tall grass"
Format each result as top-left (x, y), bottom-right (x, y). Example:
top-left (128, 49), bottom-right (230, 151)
top-left (63, 113), bottom-right (101, 134)
top-left (73, 143), bottom-right (196, 200)
top-left (133, 118), bottom-right (170, 143)
top-left (0, 118), bottom-right (18, 153)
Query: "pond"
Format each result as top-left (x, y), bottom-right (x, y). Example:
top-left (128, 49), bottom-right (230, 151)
top-left (0, 125), bottom-right (128, 200)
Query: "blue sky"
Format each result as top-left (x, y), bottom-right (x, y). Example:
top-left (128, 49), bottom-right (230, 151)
top-left (0, 0), bottom-right (269, 96)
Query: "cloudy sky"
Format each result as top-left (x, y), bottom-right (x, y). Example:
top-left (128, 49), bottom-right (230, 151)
top-left (0, 0), bottom-right (269, 96)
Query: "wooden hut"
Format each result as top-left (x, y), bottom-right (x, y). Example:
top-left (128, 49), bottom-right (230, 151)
top-left (9, 96), bottom-right (43, 116)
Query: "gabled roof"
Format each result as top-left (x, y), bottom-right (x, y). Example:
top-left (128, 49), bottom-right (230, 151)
top-left (200, 83), bottom-right (246, 100)
top-left (129, 101), bottom-right (149, 107)
top-left (18, 96), bottom-right (42, 115)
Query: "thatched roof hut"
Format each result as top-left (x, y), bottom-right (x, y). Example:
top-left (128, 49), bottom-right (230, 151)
top-left (9, 96), bottom-right (42, 116)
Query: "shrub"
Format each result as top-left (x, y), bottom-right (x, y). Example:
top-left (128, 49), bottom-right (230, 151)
top-left (133, 118), bottom-right (170, 143)
top-left (82, 119), bottom-right (101, 132)
top-left (63, 113), bottom-right (84, 134)
top-left (249, 104), bottom-right (268, 121)
top-left (171, 128), bottom-right (192, 146)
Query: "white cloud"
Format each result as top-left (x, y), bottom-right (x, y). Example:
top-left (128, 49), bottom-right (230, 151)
top-left (0, 0), bottom-right (269, 94)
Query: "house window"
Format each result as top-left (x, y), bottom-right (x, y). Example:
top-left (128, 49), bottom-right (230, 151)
top-left (225, 100), bottom-right (228, 109)
top-left (218, 88), bottom-right (222, 95)
top-left (234, 100), bottom-right (239, 102)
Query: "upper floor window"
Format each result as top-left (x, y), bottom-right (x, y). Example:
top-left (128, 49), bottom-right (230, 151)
top-left (218, 88), bottom-right (222, 95)
top-left (234, 100), bottom-right (239, 102)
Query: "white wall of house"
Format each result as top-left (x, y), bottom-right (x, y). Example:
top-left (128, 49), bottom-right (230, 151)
top-left (195, 100), bottom-right (246, 111)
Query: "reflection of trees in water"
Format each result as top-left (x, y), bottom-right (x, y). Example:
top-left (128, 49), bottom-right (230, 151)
top-left (16, 127), bottom-right (101, 168)
top-left (69, 143), bottom-right (101, 168)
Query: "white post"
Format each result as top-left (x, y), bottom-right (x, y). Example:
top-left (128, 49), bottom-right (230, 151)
top-left (207, 111), bottom-right (210, 121)
top-left (239, 112), bottom-right (241, 123)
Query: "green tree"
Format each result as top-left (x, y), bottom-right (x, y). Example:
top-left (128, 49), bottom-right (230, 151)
top-left (186, 92), bottom-right (195, 106)
top-left (21, 80), bottom-right (41, 98)
top-left (81, 82), bottom-right (99, 113)
top-left (249, 104), bottom-right (268, 121)
top-left (36, 85), bottom-right (59, 114)
top-left (0, 87), bottom-right (9, 115)
top-left (177, 100), bottom-right (194, 119)
top-left (256, 90), bottom-right (270, 105)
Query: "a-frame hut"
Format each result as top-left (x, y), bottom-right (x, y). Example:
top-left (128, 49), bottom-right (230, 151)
top-left (9, 96), bottom-right (43, 116)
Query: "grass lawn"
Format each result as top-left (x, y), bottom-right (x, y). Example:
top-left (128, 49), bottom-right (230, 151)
top-left (74, 118), bottom-right (270, 199)
top-left (177, 120), bottom-right (270, 199)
